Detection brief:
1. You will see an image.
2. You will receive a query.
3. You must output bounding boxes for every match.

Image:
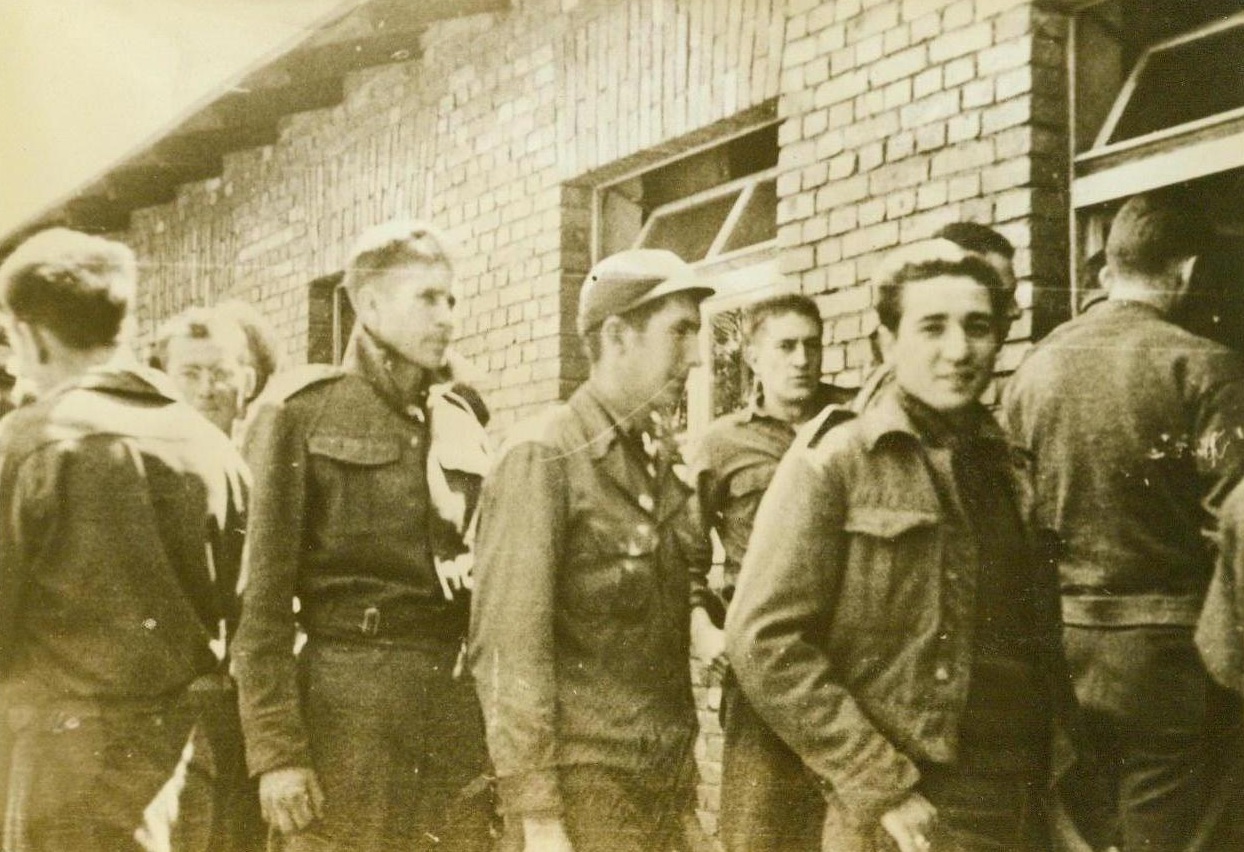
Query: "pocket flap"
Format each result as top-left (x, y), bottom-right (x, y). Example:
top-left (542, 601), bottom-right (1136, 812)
top-left (308, 434), bottom-right (402, 466)
top-left (843, 506), bottom-right (940, 539)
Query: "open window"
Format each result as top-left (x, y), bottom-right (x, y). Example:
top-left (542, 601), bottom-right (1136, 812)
top-left (1070, 2), bottom-right (1244, 316)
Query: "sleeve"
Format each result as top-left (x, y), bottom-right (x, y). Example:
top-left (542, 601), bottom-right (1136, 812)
top-left (687, 441), bottom-right (726, 626)
top-left (724, 444), bottom-right (920, 826)
top-left (1193, 364), bottom-right (1244, 514)
top-left (467, 440), bottom-right (566, 817)
top-left (0, 442), bottom-right (40, 677)
top-left (1197, 485), bottom-right (1244, 693)
top-left (230, 399), bottom-right (311, 776)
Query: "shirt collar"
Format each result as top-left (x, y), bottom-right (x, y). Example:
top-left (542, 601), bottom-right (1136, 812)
top-left (570, 383), bottom-right (668, 461)
top-left (743, 382), bottom-right (850, 424)
top-left (340, 325), bottom-right (447, 416)
top-left (860, 382), bottom-right (1006, 451)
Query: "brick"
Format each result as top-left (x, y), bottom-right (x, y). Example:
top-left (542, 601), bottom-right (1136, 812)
top-left (910, 11), bottom-right (941, 43)
top-left (929, 21), bottom-right (992, 63)
top-left (884, 23), bottom-right (912, 54)
top-left (982, 95), bottom-right (1032, 134)
top-left (784, 35), bottom-right (819, 68)
top-left (803, 215), bottom-right (831, 244)
top-left (978, 38), bottom-right (1032, 74)
top-left (828, 205), bottom-right (859, 235)
top-left (803, 160), bottom-right (830, 189)
top-left (916, 179), bottom-right (949, 210)
top-left (886, 131), bottom-right (916, 162)
top-left (886, 188), bottom-right (918, 219)
top-left (943, 56), bottom-right (975, 88)
top-left (842, 221), bottom-right (900, 258)
top-left (779, 245), bottom-right (817, 273)
top-left (804, 108), bottom-right (831, 138)
top-left (781, 139), bottom-right (819, 168)
top-left (870, 45), bottom-right (928, 86)
top-left (994, 187), bottom-right (1033, 220)
top-left (846, 2), bottom-right (900, 42)
top-left (994, 5), bottom-right (1032, 40)
top-left (996, 66), bottom-right (1034, 101)
top-left (816, 236), bottom-right (844, 265)
top-left (814, 69), bottom-right (870, 107)
top-left (828, 151), bottom-right (858, 179)
top-left (981, 157), bottom-right (1031, 193)
top-left (777, 191), bottom-right (815, 224)
top-left (903, 0), bottom-right (951, 23)
top-left (916, 122), bottom-right (947, 152)
top-left (858, 141), bottom-right (885, 172)
top-left (805, 56), bottom-right (832, 86)
top-left (947, 111), bottom-right (981, 142)
top-left (962, 79), bottom-right (995, 109)
top-left (856, 34), bottom-right (885, 66)
top-left (859, 198), bottom-right (886, 226)
top-left (900, 90), bottom-right (959, 129)
top-left (818, 22), bottom-right (848, 53)
top-left (930, 139), bottom-right (995, 176)
top-left (913, 66), bottom-right (943, 99)
top-left (818, 174), bottom-right (868, 208)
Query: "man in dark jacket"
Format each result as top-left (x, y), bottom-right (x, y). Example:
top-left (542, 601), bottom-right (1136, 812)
top-left (469, 248), bottom-right (716, 852)
top-left (693, 292), bottom-right (851, 852)
top-left (728, 239), bottom-right (1069, 852)
top-left (232, 221), bottom-right (493, 851)
top-left (1004, 191), bottom-right (1244, 850)
top-left (0, 228), bottom-right (247, 851)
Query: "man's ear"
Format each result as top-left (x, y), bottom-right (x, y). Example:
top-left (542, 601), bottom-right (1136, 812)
top-left (1169, 255), bottom-right (1198, 309)
top-left (599, 315), bottom-right (629, 356)
top-left (20, 322), bottom-right (51, 366)
top-left (238, 365), bottom-right (258, 406)
top-left (877, 324), bottom-right (897, 365)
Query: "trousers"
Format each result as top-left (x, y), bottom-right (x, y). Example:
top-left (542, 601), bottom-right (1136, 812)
top-left (719, 675), bottom-right (824, 852)
top-left (279, 637), bottom-right (493, 852)
top-left (3, 696), bottom-right (202, 852)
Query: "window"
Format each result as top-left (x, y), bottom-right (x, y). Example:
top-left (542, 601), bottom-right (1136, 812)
top-left (1070, 2), bottom-right (1244, 314)
top-left (307, 272), bottom-right (353, 365)
top-left (595, 123), bottom-right (787, 436)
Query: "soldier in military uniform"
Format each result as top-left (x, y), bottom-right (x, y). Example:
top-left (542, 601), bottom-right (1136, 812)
top-left (468, 248), bottom-right (718, 852)
top-left (0, 228), bottom-right (247, 850)
top-left (232, 221), bottom-right (492, 851)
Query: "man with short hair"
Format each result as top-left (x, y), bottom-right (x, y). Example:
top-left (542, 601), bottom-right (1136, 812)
top-left (1004, 190), bottom-right (1244, 850)
top-left (233, 220), bottom-right (493, 850)
top-left (857, 222), bottom-right (1017, 410)
top-left (0, 228), bottom-right (246, 850)
top-left (469, 248), bottom-right (716, 852)
top-left (693, 293), bottom-right (852, 851)
top-left (153, 306), bottom-right (257, 436)
top-left (728, 239), bottom-right (1069, 852)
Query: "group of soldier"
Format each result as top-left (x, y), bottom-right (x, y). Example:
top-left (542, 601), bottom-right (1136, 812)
top-left (0, 185), bottom-right (1242, 852)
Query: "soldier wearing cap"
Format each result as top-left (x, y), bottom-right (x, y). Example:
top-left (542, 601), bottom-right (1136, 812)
top-left (231, 220), bottom-right (493, 850)
top-left (468, 248), bottom-right (717, 852)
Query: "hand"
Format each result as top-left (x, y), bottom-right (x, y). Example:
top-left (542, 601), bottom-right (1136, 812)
top-left (259, 766), bottom-right (325, 834)
top-left (691, 608), bottom-right (728, 677)
top-left (435, 552), bottom-right (474, 600)
top-left (522, 816), bottom-right (575, 852)
top-left (879, 792), bottom-right (937, 852)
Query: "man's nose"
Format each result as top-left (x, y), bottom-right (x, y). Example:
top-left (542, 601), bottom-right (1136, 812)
top-left (790, 343), bottom-right (809, 367)
top-left (941, 325), bottom-right (970, 361)
top-left (683, 334), bottom-right (703, 369)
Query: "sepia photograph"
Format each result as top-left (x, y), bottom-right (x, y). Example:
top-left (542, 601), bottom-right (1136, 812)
top-left (2, 1), bottom-right (1244, 850)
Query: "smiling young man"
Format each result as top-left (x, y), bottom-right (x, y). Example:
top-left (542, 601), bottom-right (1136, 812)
top-left (231, 220), bottom-right (492, 851)
top-left (692, 293), bottom-right (852, 852)
top-left (726, 240), bottom-right (1069, 852)
top-left (469, 248), bottom-right (716, 852)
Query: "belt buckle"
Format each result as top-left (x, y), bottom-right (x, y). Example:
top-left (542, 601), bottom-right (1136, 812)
top-left (361, 606), bottom-right (381, 637)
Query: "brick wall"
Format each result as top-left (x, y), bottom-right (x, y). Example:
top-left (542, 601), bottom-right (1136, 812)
top-left (125, 0), bottom-right (787, 431)
top-left (775, 0), bottom-right (1070, 388)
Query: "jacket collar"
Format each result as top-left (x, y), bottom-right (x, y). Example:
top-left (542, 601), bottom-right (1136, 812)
top-left (340, 325), bottom-right (447, 416)
top-left (859, 382), bottom-right (1006, 452)
top-left (45, 354), bottom-right (178, 405)
top-left (743, 382), bottom-right (848, 424)
top-left (568, 383), bottom-right (635, 461)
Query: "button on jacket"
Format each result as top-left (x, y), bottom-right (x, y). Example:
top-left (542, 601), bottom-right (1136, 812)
top-left (725, 386), bottom-right (1068, 826)
top-left (0, 365), bottom-right (246, 703)
top-left (468, 385), bottom-right (710, 817)
top-left (232, 328), bottom-right (466, 777)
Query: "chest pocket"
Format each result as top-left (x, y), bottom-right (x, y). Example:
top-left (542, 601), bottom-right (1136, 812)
top-left (567, 523), bottom-right (661, 622)
top-left (307, 434), bottom-right (410, 535)
top-left (842, 506), bottom-right (943, 614)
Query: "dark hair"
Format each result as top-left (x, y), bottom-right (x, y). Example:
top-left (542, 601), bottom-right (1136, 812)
top-left (0, 228), bottom-right (134, 349)
top-left (934, 221), bottom-right (1015, 259)
top-left (742, 293), bottom-right (823, 345)
top-left (1106, 189), bottom-right (1208, 278)
top-left (873, 240), bottom-right (1008, 335)
top-left (343, 219), bottom-right (455, 298)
